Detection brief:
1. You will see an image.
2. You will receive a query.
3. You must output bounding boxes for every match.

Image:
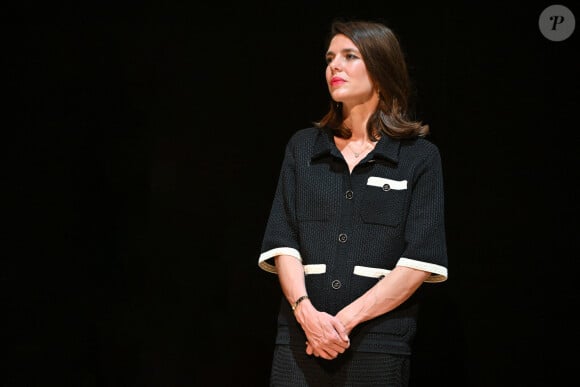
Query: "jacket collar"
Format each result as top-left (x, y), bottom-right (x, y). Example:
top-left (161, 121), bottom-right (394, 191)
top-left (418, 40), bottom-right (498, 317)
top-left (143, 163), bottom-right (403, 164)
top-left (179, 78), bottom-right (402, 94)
top-left (312, 127), bottom-right (401, 164)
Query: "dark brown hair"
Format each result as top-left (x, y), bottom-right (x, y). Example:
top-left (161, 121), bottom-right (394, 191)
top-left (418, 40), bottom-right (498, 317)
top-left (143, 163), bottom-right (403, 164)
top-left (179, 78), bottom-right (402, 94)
top-left (315, 19), bottom-right (429, 140)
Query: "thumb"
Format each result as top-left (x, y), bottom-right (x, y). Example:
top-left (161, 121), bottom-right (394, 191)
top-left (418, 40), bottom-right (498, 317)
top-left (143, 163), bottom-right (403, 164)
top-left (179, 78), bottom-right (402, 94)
top-left (332, 320), bottom-right (350, 343)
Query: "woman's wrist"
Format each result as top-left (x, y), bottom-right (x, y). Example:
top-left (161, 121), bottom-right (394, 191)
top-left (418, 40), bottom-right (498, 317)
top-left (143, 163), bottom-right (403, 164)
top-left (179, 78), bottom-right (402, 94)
top-left (291, 295), bottom-right (309, 312)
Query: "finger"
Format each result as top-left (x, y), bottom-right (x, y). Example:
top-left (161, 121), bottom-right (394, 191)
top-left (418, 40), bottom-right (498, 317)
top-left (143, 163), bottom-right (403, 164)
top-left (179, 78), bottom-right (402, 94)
top-left (329, 343), bottom-right (348, 354)
top-left (323, 336), bottom-right (349, 350)
top-left (320, 349), bottom-right (338, 360)
top-left (315, 345), bottom-right (338, 359)
top-left (331, 321), bottom-right (350, 343)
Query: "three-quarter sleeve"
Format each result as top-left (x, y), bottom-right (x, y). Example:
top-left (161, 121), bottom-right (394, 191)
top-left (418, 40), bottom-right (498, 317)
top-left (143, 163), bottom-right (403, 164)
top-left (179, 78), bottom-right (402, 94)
top-left (397, 144), bottom-right (448, 282)
top-left (258, 138), bottom-right (302, 273)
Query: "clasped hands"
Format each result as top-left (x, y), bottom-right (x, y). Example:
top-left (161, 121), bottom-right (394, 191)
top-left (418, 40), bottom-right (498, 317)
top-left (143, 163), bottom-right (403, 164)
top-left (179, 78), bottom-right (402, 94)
top-left (299, 309), bottom-right (351, 360)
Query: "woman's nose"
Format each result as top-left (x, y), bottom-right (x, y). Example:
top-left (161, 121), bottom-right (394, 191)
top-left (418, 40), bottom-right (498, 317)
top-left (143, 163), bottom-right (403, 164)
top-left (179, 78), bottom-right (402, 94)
top-left (328, 58), bottom-right (341, 72)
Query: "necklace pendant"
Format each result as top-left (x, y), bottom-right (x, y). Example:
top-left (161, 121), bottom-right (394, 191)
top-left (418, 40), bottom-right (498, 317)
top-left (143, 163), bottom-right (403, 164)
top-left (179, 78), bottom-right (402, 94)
top-left (354, 152), bottom-right (360, 158)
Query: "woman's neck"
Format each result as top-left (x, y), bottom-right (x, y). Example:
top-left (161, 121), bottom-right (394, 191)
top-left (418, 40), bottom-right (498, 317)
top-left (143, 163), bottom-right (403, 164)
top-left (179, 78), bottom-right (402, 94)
top-left (342, 96), bottom-right (379, 139)
top-left (343, 110), bottom-right (372, 140)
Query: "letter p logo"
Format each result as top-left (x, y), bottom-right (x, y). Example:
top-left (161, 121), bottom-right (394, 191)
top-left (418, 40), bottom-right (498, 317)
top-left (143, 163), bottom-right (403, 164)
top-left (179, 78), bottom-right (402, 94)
top-left (540, 5), bottom-right (575, 41)
top-left (550, 15), bottom-right (566, 30)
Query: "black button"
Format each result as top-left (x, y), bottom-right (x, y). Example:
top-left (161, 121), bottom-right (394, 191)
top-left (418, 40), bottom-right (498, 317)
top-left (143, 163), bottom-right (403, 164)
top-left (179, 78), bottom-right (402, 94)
top-left (382, 184), bottom-right (391, 191)
top-left (331, 280), bottom-right (342, 289)
top-left (345, 190), bottom-right (353, 199)
top-left (338, 233), bottom-right (347, 243)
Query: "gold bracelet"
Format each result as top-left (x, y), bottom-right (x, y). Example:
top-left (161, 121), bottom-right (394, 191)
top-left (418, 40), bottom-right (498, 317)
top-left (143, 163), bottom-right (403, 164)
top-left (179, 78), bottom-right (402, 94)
top-left (291, 295), bottom-right (309, 312)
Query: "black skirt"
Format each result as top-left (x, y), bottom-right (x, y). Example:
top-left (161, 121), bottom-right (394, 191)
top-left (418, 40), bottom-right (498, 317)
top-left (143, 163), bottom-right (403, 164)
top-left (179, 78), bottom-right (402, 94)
top-left (269, 344), bottom-right (410, 387)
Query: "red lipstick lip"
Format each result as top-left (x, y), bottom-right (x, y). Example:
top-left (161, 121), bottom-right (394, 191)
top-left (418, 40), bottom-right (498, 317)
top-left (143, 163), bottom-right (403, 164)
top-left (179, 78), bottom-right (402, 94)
top-left (331, 77), bottom-right (345, 86)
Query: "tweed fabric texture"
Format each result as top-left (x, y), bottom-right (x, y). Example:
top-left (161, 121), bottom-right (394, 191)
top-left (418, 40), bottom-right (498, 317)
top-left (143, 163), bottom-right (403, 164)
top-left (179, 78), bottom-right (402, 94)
top-left (260, 127), bottom-right (448, 355)
top-left (269, 344), bottom-right (410, 386)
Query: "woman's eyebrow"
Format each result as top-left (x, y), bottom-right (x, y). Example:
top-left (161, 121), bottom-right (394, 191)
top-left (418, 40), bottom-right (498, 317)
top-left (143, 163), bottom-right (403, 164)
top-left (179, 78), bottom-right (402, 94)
top-left (326, 48), bottom-right (360, 56)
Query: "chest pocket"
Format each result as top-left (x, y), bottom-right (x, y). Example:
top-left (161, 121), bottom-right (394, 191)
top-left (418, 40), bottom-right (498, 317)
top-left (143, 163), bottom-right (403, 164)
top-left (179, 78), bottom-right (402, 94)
top-left (360, 176), bottom-right (408, 227)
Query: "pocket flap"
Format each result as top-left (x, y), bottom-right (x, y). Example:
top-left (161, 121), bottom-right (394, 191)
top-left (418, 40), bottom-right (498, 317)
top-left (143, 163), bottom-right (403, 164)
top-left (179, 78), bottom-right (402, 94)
top-left (367, 176), bottom-right (407, 190)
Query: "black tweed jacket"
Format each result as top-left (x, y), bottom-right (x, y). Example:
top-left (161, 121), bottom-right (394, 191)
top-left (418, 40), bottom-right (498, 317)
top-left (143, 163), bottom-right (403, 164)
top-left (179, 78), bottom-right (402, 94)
top-left (259, 126), bottom-right (448, 355)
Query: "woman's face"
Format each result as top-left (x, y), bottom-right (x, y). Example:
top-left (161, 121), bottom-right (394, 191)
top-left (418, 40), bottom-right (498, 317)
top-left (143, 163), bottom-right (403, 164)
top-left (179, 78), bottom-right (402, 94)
top-left (325, 34), bottom-right (375, 106)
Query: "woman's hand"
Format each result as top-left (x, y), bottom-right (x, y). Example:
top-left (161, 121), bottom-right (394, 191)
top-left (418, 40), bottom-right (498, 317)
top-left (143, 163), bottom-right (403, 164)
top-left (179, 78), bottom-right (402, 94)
top-left (295, 301), bottom-right (350, 359)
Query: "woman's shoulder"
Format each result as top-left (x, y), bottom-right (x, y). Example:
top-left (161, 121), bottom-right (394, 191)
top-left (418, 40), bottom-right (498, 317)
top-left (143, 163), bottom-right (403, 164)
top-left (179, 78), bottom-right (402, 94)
top-left (401, 135), bottom-right (441, 158)
top-left (290, 126), bottom-right (320, 140)
top-left (286, 126), bottom-right (322, 146)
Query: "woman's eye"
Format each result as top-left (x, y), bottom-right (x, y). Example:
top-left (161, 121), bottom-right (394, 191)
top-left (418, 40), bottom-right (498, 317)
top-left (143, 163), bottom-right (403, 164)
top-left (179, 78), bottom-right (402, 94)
top-left (346, 53), bottom-right (358, 60)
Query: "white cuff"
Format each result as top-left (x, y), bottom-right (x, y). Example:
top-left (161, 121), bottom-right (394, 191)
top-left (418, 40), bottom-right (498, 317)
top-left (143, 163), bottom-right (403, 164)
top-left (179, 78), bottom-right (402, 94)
top-left (397, 257), bottom-right (448, 282)
top-left (258, 247), bottom-right (301, 273)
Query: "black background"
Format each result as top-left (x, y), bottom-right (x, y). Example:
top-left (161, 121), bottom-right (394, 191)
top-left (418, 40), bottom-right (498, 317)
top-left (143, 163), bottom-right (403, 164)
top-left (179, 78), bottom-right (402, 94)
top-left (3, 1), bottom-right (578, 386)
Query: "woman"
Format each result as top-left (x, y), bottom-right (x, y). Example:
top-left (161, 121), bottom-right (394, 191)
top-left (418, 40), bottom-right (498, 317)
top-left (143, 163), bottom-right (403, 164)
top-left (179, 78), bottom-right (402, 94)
top-left (258, 19), bottom-right (448, 386)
